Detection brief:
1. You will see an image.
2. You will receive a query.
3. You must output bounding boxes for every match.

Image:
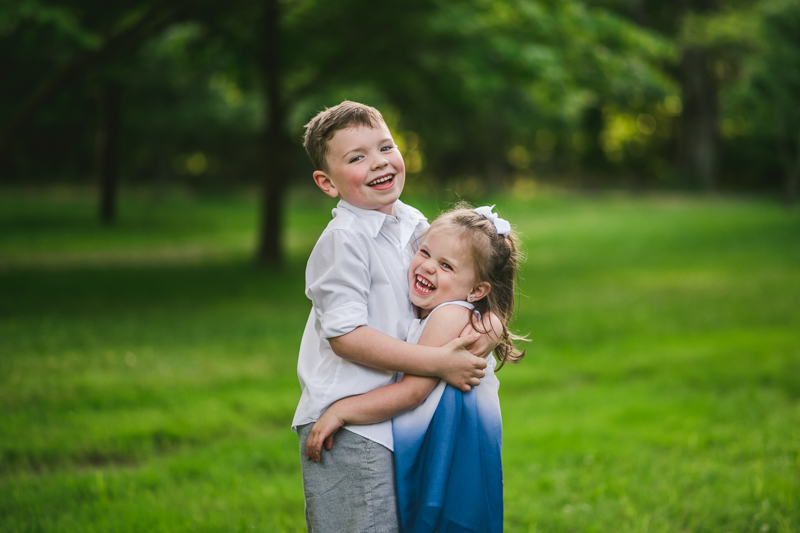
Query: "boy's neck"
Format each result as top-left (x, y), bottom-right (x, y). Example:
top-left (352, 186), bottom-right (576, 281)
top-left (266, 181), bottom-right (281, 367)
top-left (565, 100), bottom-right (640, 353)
top-left (341, 198), bottom-right (398, 217)
top-left (376, 202), bottom-right (397, 217)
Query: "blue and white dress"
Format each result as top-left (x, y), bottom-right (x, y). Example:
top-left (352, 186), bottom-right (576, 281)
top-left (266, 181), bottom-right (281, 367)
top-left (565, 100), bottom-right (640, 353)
top-left (393, 301), bottom-right (503, 533)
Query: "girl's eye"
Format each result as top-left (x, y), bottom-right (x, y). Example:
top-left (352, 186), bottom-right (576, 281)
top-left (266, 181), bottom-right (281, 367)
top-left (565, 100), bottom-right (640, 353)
top-left (420, 249), bottom-right (430, 258)
top-left (381, 144), bottom-right (394, 152)
top-left (441, 262), bottom-right (453, 271)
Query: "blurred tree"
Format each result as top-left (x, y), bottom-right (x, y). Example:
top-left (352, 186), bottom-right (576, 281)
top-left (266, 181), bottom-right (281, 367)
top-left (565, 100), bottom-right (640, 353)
top-left (10, 0), bottom-right (796, 264)
top-left (764, 2), bottom-right (800, 205)
top-left (677, 0), bottom-right (725, 192)
top-left (95, 81), bottom-right (121, 224)
top-left (721, 0), bottom-right (800, 204)
top-left (594, 0), bottom-right (799, 196)
top-left (392, 0), bottom-right (674, 190)
top-left (0, 0), bottom-right (190, 151)
top-left (283, 0), bottom-right (673, 190)
top-left (593, 0), bottom-right (724, 190)
top-left (0, 0), bottom-right (195, 223)
top-left (0, 0), bottom-right (678, 261)
top-left (256, 0), bottom-right (290, 266)
top-left (119, 21), bottom-right (264, 186)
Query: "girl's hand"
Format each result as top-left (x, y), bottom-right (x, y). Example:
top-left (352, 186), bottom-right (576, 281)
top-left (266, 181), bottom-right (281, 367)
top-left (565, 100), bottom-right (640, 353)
top-left (305, 408), bottom-right (345, 462)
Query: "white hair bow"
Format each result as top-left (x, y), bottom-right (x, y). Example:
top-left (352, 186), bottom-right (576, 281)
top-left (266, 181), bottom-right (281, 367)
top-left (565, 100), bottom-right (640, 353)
top-left (474, 205), bottom-right (511, 235)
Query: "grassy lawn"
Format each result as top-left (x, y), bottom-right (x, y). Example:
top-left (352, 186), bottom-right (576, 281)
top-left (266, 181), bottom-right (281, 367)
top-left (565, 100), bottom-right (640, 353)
top-left (1, 188), bottom-right (798, 532)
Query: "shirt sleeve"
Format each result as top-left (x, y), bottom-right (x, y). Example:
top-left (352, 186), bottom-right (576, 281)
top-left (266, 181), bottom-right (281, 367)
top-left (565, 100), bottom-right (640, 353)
top-left (305, 228), bottom-right (371, 339)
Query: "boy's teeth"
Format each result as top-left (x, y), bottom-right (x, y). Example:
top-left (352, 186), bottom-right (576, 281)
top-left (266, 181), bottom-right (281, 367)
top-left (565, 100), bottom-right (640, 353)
top-left (368, 175), bottom-right (392, 186)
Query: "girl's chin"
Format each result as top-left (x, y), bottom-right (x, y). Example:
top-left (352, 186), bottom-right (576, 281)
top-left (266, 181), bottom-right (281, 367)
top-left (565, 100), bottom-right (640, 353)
top-left (412, 299), bottom-right (437, 311)
top-left (411, 296), bottom-right (432, 308)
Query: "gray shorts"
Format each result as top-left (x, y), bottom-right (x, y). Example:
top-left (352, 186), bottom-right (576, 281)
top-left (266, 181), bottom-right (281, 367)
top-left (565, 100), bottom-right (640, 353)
top-left (297, 423), bottom-right (399, 533)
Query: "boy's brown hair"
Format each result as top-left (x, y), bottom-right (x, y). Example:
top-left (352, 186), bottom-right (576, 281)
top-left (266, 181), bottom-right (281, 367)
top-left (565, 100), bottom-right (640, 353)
top-left (303, 101), bottom-right (385, 172)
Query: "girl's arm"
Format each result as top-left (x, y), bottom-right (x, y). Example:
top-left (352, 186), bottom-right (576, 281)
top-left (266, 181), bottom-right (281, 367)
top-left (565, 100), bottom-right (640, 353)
top-left (305, 374), bottom-right (438, 461)
top-left (306, 305), bottom-right (473, 462)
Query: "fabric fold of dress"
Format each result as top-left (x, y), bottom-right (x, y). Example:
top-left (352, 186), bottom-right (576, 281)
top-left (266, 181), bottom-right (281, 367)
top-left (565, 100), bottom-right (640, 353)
top-left (393, 301), bottom-right (504, 533)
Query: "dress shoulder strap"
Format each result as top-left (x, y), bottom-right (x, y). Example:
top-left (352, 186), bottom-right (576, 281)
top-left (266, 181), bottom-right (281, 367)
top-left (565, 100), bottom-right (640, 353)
top-left (433, 300), bottom-right (474, 311)
top-left (425, 300), bottom-right (478, 321)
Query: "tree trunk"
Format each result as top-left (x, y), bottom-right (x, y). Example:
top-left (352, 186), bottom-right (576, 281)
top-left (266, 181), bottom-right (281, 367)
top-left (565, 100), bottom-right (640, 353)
top-left (679, 46), bottom-right (718, 191)
top-left (777, 129), bottom-right (800, 208)
top-left (255, 0), bottom-right (289, 268)
top-left (95, 83), bottom-right (121, 225)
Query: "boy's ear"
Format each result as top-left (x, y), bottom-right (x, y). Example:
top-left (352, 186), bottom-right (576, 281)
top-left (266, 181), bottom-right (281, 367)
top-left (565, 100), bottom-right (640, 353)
top-left (313, 170), bottom-right (340, 199)
top-left (469, 282), bottom-right (491, 303)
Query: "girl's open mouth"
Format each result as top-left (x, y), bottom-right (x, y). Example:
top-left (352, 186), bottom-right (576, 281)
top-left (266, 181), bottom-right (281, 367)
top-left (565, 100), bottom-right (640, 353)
top-left (414, 274), bottom-right (436, 294)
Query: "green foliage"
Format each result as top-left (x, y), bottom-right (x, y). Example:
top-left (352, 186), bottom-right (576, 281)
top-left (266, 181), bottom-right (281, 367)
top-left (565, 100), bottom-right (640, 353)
top-left (1, 189), bottom-right (799, 531)
top-left (0, 0), bottom-right (100, 49)
top-left (2, 0), bottom-right (799, 194)
top-left (718, 0), bottom-right (800, 190)
top-left (119, 22), bottom-right (268, 186)
top-left (275, 0), bottom-right (677, 190)
top-left (0, 0), bottom-right (676, 189)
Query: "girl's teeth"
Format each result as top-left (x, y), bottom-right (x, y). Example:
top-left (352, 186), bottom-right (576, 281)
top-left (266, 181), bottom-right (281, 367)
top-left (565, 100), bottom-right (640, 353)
top-left (415, 275), bottom-right (434, 293)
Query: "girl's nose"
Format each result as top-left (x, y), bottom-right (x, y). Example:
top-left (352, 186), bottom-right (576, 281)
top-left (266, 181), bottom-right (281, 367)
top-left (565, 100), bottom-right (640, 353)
top-left (423, 260), bottom-right (435, 273)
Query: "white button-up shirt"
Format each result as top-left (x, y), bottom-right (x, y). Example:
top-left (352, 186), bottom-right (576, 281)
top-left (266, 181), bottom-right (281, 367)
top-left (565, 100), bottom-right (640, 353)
top-left (291, 199), bottom-right (429, 450)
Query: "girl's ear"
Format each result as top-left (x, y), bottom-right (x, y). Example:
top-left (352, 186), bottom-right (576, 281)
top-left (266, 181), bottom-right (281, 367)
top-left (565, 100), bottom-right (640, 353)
top-left (313, 170), bottom-right (340, 199)
top-left (468, 281), bottom-right (491, 303)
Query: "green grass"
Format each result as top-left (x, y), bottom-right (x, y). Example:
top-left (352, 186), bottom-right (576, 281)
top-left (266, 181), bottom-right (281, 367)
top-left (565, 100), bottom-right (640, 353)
top-left (1, 188), bottom-right (798, 532)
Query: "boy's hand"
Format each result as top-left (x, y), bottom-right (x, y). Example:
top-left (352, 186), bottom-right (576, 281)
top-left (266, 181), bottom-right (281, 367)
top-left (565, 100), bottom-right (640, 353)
top-left (438, 335), bottom-right (487, 392)
top-left (305, 409), bottom-right (344, 462)
top-left (460, 311), bottom-right (503, 359)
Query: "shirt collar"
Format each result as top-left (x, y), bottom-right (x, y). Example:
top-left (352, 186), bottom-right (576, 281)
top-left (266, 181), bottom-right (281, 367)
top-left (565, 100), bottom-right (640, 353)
top-left (336, 199), bottom-right (425, 239)
top-left (394, 200), bottom-right (426, 227)
top-left (336, 200), bottom-right (388, 238)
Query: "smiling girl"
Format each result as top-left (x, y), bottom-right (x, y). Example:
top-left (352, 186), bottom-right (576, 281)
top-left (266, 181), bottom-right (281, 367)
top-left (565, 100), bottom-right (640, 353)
top-left (306, 204), bottom-right (525, 533)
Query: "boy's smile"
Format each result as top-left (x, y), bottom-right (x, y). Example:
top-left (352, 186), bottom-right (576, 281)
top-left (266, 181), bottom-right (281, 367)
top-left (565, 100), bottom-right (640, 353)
top-left (313, 123), bottom-right (405, 215)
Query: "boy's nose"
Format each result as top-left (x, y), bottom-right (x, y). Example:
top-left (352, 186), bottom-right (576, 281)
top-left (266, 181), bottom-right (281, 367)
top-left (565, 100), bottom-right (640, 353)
top-left (371, 156), bottom-right (389, 170)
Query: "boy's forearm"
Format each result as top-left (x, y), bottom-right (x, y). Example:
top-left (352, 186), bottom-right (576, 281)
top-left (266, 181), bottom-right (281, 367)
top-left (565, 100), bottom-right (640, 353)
top-left (329, 326), bottom-right (486, 392)
top-left (329, 327), bottom-right (442, 376)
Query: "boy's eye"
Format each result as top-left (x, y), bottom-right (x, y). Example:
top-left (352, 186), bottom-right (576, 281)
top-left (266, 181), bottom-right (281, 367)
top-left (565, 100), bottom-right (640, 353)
top-left (381, 145), bottom-right (395, 152)
top-left (349, 155), bottom-right (364, 163)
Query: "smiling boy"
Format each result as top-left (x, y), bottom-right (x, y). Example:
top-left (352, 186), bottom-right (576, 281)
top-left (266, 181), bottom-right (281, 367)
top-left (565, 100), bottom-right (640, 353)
top-left (312, 119), bottom-right (403, 214)
top-left (292, 101), bottom-right (490, 532)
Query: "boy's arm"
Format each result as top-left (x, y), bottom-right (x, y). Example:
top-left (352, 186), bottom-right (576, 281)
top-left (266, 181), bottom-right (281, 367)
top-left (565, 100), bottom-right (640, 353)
top-left (307, 306), bottom-right (472, 461)
top-left (329, 327), bottom-right (486, 392)
top-left (306, 229), bottom-right (483, 390)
